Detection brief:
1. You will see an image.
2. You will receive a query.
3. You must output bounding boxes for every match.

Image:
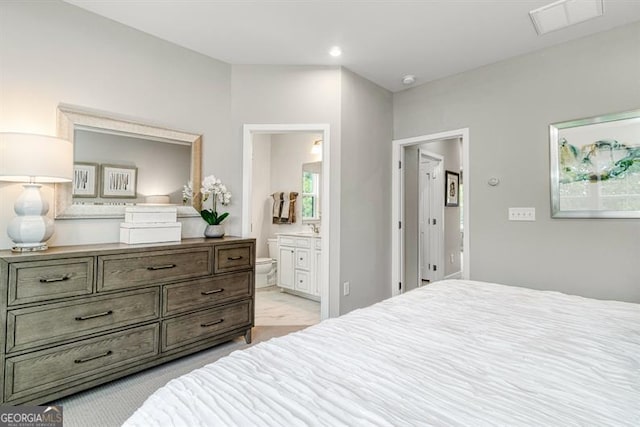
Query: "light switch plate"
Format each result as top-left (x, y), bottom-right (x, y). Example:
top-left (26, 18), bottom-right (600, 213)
top-left (509, 207), bottom-right (536, 221)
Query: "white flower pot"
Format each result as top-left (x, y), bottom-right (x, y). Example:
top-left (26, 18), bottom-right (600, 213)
top-left (204, 224), bottom-right (225, 238)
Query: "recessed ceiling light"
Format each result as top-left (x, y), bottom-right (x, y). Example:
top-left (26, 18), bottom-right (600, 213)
top-left (402, 75), bottom-right (416, 85)
top-left (329, 46), bottom-right (342, 57)
top-left (530, 0), bottom-right (604, 35)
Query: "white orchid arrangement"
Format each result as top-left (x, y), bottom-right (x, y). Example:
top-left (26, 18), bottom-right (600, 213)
top-left (182, 181), bottom-right (194, 204)
top-left (199, 175), bottom-right (232, 225)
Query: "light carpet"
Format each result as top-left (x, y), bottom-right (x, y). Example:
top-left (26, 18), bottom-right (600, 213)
top-left (53, 325), bottom-right (306, 427)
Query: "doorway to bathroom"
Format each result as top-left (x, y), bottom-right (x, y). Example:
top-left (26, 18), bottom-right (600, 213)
top-left (242, 124), bottom-right (331, 326)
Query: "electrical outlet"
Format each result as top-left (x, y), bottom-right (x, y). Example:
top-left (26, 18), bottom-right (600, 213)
top-left (508, 207), bottom-right (536, 221)
top-left (343, 281), bottom-right (350, 296)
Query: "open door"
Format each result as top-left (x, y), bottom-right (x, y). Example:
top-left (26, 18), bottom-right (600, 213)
top-left (419, 150), bottom-right (444, 284)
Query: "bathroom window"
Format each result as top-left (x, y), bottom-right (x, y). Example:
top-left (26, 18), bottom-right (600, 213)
top-left (302, 171), bottom-right (320, 220)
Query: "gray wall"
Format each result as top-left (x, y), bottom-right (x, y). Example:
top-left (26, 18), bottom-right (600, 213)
top-left (340, 68), bottom-right (393, 313)
top-left (0, 0), bottom-right (231, 247)
top-left (230, 64), bottom-right (343, 316)
top-left (394, 22), bottom-right (640, 303)
top-left (232, 66), bottom-right (394, 315)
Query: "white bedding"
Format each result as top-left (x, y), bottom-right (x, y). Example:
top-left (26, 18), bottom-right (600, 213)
top-left (124, 280), bottom-right (640, 426)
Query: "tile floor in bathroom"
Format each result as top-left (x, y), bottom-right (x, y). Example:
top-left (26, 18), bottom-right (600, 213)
top-left (255, 286), bottom-right (321, 326)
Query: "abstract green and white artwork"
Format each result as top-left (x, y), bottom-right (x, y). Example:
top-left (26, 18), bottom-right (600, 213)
top-left (550, 109), bottom-right (640, 218)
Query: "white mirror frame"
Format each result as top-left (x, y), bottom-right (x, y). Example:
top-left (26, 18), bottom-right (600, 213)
top-left (55, 104), bottom-right (202, 219)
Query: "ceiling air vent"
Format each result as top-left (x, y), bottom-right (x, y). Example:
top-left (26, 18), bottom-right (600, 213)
top-left (529, 0), bottom-right (604, 35)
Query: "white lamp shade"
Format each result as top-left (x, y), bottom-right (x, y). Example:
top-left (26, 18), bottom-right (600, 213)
top-left (0, 133), bottom-right (73, 183)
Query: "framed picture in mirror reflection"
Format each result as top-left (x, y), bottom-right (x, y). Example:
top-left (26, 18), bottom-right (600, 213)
top-left (101, 164), bottom-right (137, 198)
top-left (72, 162), bottom-right (98, 198)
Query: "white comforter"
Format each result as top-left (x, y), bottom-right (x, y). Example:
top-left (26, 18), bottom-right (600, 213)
top-left (124, 280), bottom-right (640, 426)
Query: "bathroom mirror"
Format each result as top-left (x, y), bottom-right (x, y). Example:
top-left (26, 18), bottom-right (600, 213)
top-left (55, 104), bottom-right (202, 219)
top-left (301, 161), bottom-right (321, 222)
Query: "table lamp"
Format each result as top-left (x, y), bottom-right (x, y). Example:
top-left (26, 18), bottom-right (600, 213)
top-left (0, 133), bottom-right (73, 252)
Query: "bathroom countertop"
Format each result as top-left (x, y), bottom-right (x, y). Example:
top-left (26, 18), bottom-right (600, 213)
top-left (276, 232), bottom-right (321, 238)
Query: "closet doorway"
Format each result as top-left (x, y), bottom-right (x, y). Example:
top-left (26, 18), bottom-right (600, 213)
top-left (242, 124), bottom-right (331, 321)
top-left (391, 128), bottom-right (470, 296)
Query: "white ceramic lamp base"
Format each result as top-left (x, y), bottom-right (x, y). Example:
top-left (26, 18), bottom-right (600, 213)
top-left (7, 184), bottom-right (55, 252)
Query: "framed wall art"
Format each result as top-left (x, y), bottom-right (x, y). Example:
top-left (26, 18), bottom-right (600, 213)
top-left (101, 164), bottom-right (137, 198)
top-left (550, 109), bottom-right (640, 218)
top-left (445, 170), bottom-right (460, 207)
top-left (72, 162), bottom-right (98, 198)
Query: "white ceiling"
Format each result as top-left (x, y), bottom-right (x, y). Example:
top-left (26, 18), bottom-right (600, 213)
top-left (63, 0), bottom-right (640, 92)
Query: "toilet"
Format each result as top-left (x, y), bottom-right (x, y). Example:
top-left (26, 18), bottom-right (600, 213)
top-left (255, 238), bottom-right (278, 288)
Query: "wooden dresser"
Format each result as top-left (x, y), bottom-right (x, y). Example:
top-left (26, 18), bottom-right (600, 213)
top-left (0, 237), bottom-right (255, 405)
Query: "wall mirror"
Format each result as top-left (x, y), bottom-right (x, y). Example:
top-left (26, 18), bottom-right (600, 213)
top-left (301, 161), bottom-right (321, 222)
top-left (55, 104), bottom-right (202, 219)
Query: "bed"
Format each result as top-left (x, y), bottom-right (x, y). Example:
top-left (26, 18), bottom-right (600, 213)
top-left (124, 279), bottom-right (640, 426)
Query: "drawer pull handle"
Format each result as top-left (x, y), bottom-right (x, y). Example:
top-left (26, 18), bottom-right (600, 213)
top-left (201, 288), bottom-right (224, 295)
top-left (75, 310), bottom-right (113, 321)
top-left (201, 319), bottom-right (224, 328)
top-left (147, 264), bottom-right (176, 271)
top-left (227, 256), bottom-right (243, 261)
top-left (74, 350), bottom-right (113, 364)
top-left (39, 275), bottom-right (70, 283)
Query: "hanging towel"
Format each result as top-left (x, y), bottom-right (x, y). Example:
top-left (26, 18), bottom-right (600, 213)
top-left (286, 192), bottom-right (298, 223)
top-left (271, 192), bottom-right (282, 224)
top-left (272, 192), bottom-right (282, 219)
top-left (271, 192), bottom-right (298, 224)
top-left (281, 192), bottom-right (291, 220)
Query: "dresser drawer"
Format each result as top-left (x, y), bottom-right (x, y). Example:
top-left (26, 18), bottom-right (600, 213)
top-left (163, 271), bottom-right (253, 317)
top-left (98, 247), bottom-right (212, 292)
top-left (4, 324), bottom-right (159, 403)
top-left (8, 258), bottom-right (94, 306)
top-left (6, 288), bottom-right (160, 353)
top-left (162, 300), bottom-right (251, 352)
top-left (214, 243), bottom-right (254, 274)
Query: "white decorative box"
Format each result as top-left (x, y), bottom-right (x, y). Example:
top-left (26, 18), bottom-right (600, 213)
top-left (119, 222), bottom-right (182, 244)
top-left (124, 206), bottom-right (177, 224)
